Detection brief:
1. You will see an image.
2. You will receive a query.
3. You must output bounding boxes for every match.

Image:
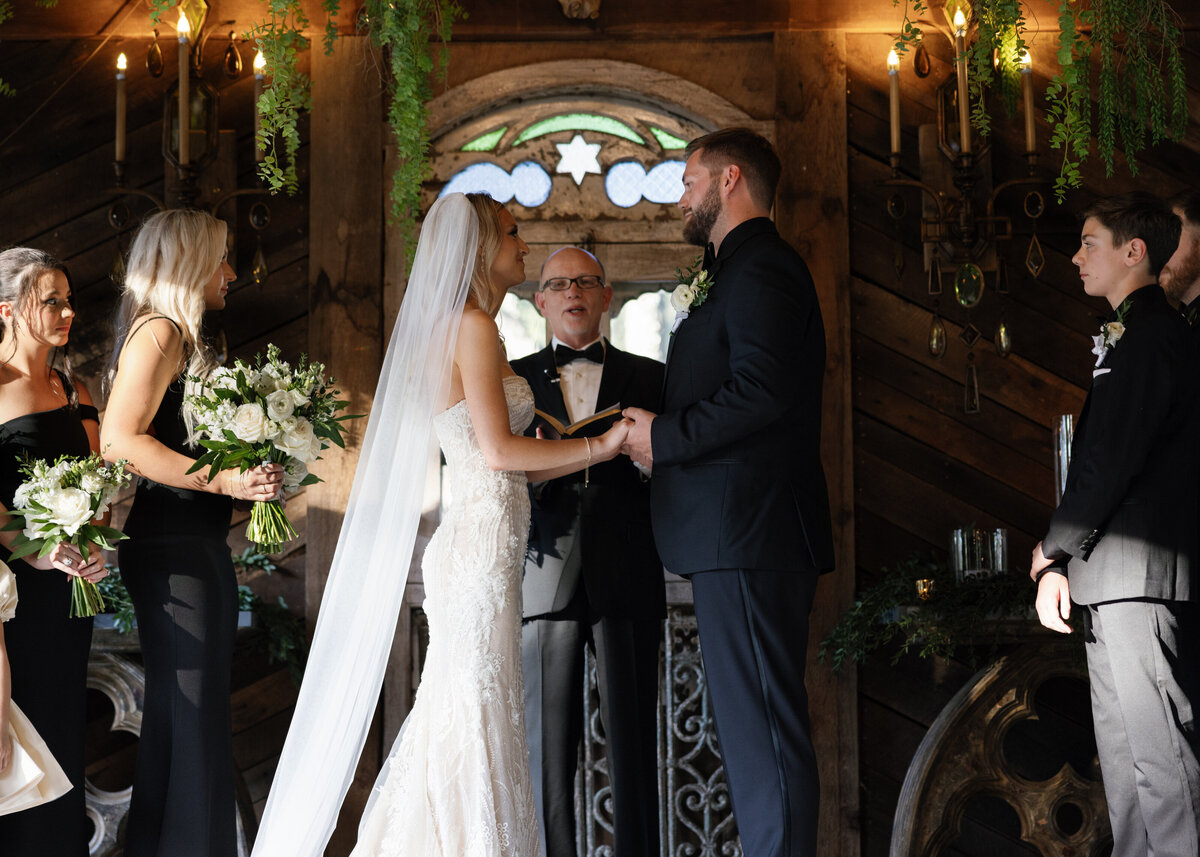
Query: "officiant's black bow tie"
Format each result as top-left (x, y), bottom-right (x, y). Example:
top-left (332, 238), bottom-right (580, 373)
top-left (555, 342), bottom-right (605, 365)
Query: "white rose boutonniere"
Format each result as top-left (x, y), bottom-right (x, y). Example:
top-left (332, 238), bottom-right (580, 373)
top-left (670, 257), bottom-right (716, 334)
top-left (1092, 299), bottom-right (1131, 368)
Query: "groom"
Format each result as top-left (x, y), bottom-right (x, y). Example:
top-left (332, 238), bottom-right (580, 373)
top-left (623, 127), bottom-right (835, 857)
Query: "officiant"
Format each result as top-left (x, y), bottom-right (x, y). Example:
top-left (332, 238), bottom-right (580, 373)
top-left (512, 247), bottom-right (665, 857)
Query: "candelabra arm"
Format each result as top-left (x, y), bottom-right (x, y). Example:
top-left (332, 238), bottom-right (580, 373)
top-left (108, 185), bottom-right (166, 211)
top-left (881, 175), bottom-right (950, 222)
top-left (209, 186), bottom-right (271, 217)
top-left (985, 176), bottom-right (1045, 219)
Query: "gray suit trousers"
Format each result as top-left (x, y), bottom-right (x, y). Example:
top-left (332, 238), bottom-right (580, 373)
top-left (1086, 600), bottom-right (1200, 857)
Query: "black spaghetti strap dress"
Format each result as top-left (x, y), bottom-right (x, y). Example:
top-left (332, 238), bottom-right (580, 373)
top-left (0, 374), bottom-right (98, 857)
top-left (118, 320), bottom-right (237, 857)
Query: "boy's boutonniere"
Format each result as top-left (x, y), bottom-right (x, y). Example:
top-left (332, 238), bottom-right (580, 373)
top-left (670, 257), bottom-right (715, 334)
top-left (1092, 297), bottom-right (1132, 368)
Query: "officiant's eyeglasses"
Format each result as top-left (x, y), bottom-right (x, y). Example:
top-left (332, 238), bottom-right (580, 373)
top-left (541, 275), bottom-right (606, 292)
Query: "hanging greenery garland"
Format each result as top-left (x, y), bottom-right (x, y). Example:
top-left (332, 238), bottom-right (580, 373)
top-left (890, 0), bottom-right (1189, 201)
top-left (244, 1), bottom-right (340, 197)
top-left (360, 0), bottom-right (464, 233)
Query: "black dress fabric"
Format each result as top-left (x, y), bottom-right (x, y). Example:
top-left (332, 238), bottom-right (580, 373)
top-left (119, 364), bottom-right (238, 857)
top-left (0, 391), bottom-right (95, 856)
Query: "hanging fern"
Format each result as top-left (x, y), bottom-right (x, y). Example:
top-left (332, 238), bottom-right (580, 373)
top-left (966, 0), bottom-right (1027, 138)
top-left (890, 0), bottom-right (930, 57)
top-left (361, 0), bottom-right (464, 244)
top-left (244, 1), bottom-right (341, 196)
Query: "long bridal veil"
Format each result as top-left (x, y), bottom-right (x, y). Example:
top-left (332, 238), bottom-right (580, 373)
top-left (251, 194), bottom-right (478, 856)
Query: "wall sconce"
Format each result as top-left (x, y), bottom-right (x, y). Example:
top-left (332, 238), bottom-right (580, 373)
top-left (108, 1), bottom-right (272, 285)
top-left (882, 3), bottom-right (1045, 413)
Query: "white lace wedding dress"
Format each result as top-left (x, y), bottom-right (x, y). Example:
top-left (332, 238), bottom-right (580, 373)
top-left (352, 374), bottom-right (542, 857)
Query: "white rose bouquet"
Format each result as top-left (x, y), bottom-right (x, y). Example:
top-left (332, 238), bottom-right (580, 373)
top-left (185, 343), bottom-right (359, 553)
top-left (2, 452), bottom-right (132, 617)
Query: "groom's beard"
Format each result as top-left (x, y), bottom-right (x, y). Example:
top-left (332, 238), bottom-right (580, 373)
top-left (683, 183), bottom-right (721, 247)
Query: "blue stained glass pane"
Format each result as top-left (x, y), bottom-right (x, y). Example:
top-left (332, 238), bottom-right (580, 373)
top-left (511, 161), bottom-right (553, 207)
top-left (604, 162), bottom-right (645, 208)
top-left (604, 160), bottom-right (685, 208)
top-left (439, 161), bottom-right (551, 208)
top-left (642, 161), bottom-right (685, 203)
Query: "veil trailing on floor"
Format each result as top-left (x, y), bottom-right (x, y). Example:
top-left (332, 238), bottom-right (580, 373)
top-left (251, 193), bottom-right (478, 856)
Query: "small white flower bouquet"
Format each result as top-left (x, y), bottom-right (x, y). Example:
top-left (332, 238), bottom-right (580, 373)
top-left (3, 452), bottom-right (132, 617)
top-left (185, 343), bottom-right (359, 553)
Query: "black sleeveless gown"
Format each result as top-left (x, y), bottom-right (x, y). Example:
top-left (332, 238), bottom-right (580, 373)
top-left (118, 378), bottom-right (237, 857)
top-left (0, 389), bottom-right (97, 856)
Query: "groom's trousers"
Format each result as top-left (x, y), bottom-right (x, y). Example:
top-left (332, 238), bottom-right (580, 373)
top-left (690, 568), bottom-right (820, 857)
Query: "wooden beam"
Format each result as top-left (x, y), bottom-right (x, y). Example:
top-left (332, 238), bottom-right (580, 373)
top-left (306, 33), bottom-right (384, 857)
top-left (774, 30), bottom-right (860, 857)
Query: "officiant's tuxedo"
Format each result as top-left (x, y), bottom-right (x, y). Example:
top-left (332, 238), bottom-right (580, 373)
top-left (650, 217), bottom-right (834, 857)
top-left (1042, 283), bottom-right (1200, 856)
top-left (512, 342), bottom-right (665, 857)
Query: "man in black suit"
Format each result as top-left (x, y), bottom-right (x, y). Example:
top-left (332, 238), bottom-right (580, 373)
top-left (511, 247), bottom-right (665, 857)
top-left (1160, 191), bottom-right (1200, 318)
top-left (1031, 194), bottom-right (1200, 857)
top-left (623, 128), bottom-right (835, 857)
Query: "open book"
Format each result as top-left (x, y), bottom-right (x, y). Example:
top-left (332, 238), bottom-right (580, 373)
top-left (533, 404), bottom-right (622, 439)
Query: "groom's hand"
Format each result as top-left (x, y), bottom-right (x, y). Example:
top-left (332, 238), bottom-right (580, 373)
top-left (621, 407), bottom-right (656, 469)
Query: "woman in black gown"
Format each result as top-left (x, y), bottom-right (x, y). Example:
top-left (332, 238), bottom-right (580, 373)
top-left (102, 209), bottom-right (283, 857)
top-left (0, 248), bottom-right (108, 855)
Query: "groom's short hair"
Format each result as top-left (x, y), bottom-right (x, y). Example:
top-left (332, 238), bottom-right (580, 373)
top-left (686, 128), bottom-right (780, 211)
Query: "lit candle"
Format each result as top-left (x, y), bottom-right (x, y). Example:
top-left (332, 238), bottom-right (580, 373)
top-left (953, 8), bottom-right (971, 156)
top-left (115, 53), bottom-right (127, 163)
top-left (253, 50), bottom-right (265, 163)
top-left (1019, 49), bottom-right (1035, 154)
top-left (177, 11), bottom-right (190, 166)
top-left (887, 49), bottom-right (901, 157)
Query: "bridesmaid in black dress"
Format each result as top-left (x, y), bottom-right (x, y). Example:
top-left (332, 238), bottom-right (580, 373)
top-left (101, 209), bottom-right (282, 857)
top-left (0, 248), bottom-right (108, 856)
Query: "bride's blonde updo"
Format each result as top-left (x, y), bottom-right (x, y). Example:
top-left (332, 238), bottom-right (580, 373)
top-left (465, 192), bottom-right (506, 317)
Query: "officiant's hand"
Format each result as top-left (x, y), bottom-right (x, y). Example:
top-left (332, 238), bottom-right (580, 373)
top-left (621, 407), bottom-right (656, 469)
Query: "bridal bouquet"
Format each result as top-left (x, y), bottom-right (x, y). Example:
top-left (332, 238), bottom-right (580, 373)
top-left (3, 452), bottom-right (131, 617)
top-left (185, 344), bottom-right (357, 553)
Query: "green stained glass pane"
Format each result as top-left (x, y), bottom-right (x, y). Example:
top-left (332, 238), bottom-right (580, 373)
top-left (462, 126), bottom-right (507, 152)
top-left (514, 114), bottom-right (644, 146)
top-left (650, 127), bottom-right (688, 150)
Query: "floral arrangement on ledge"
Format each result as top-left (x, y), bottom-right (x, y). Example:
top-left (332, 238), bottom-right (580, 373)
top-left (819, 552), bottom-right (1051, 674)
top-left (97, 548), bottom-right (309, 686)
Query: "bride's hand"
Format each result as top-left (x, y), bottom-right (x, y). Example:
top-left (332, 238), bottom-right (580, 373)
top-left (594, 419), bottom-right (631, 462)
top-left (224, 463), bottom-right (284, 502)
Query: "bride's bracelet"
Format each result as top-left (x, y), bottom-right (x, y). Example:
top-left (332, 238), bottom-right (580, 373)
top-left (583, 437), bottom-right (592, 488)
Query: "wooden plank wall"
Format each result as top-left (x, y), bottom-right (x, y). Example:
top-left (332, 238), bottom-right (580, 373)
top-left (844, 27), bottom-right (1200, 856)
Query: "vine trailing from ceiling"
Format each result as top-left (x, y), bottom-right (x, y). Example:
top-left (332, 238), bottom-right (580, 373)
top-left (243, 1), bottom-right (340, 197)
top-left (360, 0), bottom-right (464, 236)
top-left (890, 0), bottom-right (1189, 201)
top-left (0, 0), bottom-right (58, 97)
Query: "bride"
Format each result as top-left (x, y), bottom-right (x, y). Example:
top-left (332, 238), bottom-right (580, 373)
top-left (251, 192), bottom-right (629, 857)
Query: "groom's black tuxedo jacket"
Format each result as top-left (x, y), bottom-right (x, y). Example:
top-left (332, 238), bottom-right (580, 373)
top-left (512, 343), bottom-right (666, 623)
top-left (650, 217), bottom-right (835, 576)
top-left (1043, 284), bottom-right (1200, 604)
